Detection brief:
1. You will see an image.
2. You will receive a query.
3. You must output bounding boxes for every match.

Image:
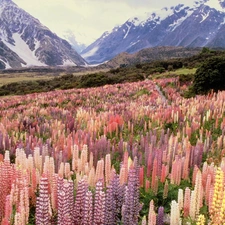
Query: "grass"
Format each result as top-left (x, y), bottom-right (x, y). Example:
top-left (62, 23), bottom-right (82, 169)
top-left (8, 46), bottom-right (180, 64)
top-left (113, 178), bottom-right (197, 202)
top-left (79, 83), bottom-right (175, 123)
top-left (152, 68), bottom-right (197, 79)
top-left (0, 68), bottom-right (109, 87)
top-left (70, 68), bottom-right (109, 76)
top-left (171, 68), bottom-right (197, 75)
top-left (0, 73), bottom-right (54, 86)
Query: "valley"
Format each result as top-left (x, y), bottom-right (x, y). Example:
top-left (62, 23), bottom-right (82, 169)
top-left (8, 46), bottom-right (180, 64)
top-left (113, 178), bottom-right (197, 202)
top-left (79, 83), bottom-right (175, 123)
top-left (1, 0), bottom-right (225, 224)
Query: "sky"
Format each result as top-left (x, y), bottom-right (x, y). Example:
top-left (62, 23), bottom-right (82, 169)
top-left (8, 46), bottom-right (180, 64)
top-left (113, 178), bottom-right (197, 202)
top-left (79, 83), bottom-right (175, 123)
top-left (13, 0), bottom-right (214, 46)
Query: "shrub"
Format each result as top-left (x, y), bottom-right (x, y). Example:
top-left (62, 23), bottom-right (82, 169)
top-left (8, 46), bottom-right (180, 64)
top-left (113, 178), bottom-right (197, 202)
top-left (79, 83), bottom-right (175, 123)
top-left (192, 56), bottom-right (225, 94)
top-left (179, 73), bottom-right (194, 85)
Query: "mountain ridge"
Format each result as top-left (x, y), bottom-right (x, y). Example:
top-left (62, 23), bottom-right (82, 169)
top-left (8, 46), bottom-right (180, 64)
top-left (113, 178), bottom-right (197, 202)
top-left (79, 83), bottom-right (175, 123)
top-left (0, 0), bottom-right (87, 69)
top-left (81, 0), bottom-right (225, 64)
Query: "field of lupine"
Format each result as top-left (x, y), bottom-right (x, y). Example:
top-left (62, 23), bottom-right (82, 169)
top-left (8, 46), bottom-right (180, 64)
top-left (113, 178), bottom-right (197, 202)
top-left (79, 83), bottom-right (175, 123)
top-left (0, 77), bottom-right (225, 225)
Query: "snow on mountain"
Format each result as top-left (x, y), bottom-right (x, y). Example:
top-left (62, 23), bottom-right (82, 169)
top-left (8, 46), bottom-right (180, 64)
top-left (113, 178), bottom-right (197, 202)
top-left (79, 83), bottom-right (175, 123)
top-left (81, 46), bottom-right (99, 58)
top-left (81, 0), bottom-right (225, 64)
top-left (123, 24), bottom-right (131, 39)
top-left (168, 7), bottom-right (194, 31)
top-left (3, 33), bottom-right (46, 67)
top-left (0, 0), bottom-right (86, 69)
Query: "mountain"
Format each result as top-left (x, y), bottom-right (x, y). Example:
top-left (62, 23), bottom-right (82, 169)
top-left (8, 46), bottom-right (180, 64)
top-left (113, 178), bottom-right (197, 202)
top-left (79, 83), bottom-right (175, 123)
top-left (81, 0), bottom-right (225, 64)
top-left (62, 30), bottom-right (86, 54)
top-left (0, 0), bottom-right (86, 69)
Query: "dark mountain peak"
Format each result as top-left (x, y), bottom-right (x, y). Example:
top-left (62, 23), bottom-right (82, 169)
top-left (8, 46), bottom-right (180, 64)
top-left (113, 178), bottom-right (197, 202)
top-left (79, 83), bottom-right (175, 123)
top-left (219, 0), bottom-right (225, 8)
top-left (174, 4), bottom-right (185, 11)
top-left (0, 0), bottom-right (86, 68)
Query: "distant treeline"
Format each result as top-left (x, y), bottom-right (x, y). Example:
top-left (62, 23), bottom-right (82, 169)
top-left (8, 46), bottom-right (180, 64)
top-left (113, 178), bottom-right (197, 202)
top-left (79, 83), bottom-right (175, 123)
top-left (0, 48), bottom-right (225, 96)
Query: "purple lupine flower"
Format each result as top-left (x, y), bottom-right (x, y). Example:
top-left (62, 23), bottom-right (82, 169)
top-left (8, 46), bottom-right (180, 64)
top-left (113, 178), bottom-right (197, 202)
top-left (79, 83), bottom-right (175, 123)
top-left (157, 206), bottom-right (164, 225)
top-left (93, 180), bottom-right (105, 225)
top-left (35, 177), bottom-right (51, 225)
top-left (122, 167), bottom-right (140, 225)
top-left (111, 172), bottom-right (125, 224)
top-left (82, 190), bottom-right (93, 225)
top-left (73, 179), bottom-right (88, 225)
top-left (57, 180), bottom-right (74, 225)
top-left (104, 184), bottom-right (115, 224)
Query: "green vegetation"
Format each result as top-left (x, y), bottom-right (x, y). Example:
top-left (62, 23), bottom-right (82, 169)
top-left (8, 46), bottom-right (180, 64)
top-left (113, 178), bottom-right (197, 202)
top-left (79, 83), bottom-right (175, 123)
top-left (0, 70), bottom-right (145, 96)
top-left (164, 122), bottom-right (179, 134)
top-left (192, 56), bottom-right (225, 94)
top-left (1, 48), bottom-right (225, 96)
top-left (140, 179), bottom-right (192, 218)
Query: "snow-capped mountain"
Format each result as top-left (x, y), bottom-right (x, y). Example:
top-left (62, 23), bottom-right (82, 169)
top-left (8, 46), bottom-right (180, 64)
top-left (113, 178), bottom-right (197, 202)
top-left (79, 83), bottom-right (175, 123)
top-left (0, 0), bottom-right (86, 69)
top-left (81, 0), bottom-right (225, 64)
top-left (62, 30), bottom-right (86, 54)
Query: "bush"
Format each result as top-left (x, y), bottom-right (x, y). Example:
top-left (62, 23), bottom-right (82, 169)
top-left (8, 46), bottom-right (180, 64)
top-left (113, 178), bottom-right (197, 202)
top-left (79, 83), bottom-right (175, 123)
top-left (167, 65), bottom-right (173, 71)
top-left (179, 73), bottom-right (194, 85)
top-left (155, 67), bottom-right (166, 73)
top-left (192, 56), bottom-right (225, 94)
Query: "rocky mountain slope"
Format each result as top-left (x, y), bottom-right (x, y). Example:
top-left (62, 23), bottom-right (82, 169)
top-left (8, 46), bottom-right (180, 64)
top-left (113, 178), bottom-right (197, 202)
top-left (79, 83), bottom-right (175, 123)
top-left (0, 0), bottom-right (86, 69)
top-left (81, 0), bottom-right (225, 64)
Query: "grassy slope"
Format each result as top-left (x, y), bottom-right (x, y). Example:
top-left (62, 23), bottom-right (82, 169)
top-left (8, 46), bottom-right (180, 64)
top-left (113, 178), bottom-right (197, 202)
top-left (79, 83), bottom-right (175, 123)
top-left (151, 68), bottom-right (197, 79)
top-left (0, 73), bottom-right (53, 86)
top-left (0, 68), bottom-right (111, 86)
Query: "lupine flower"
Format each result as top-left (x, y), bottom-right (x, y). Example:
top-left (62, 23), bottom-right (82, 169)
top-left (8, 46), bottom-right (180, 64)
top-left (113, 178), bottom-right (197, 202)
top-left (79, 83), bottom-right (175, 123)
top-left (210, 167), bottom-right (224, 224)
top-left (183, 187), bottom-right (191, 217)
top-left (111, 172), bottom-right (125, 224)
top-left (122, 168), bottom-right (140, 225)
top-left (163, 180), bottom-right (169, 199)
top-left (58, 180), bottom-right (74, 224)
top-left (148, 200), bottom-right (156, 225)
top-left (35, 176), bottom-right (52, 225)
top-left (83, 191), bottom-right (93, 225)
top-left (196, 214), bottom-right (205, 225)
top-left (73, 179), bottom-right (88, 225)
top-left (170, 200), bottom-right (181, 225)
top-left (157, 206), bottom-right (164, 225)
top-left (105, 154), bottom-right (112, 186)
top-left (177, 189), bottom-right (183, 211)
top-left (93, 180), bottom-right (105, 225)
top-left (104, 184), bottom-right (115, 224)
top-left (142, 215), bottom-right (147, 225)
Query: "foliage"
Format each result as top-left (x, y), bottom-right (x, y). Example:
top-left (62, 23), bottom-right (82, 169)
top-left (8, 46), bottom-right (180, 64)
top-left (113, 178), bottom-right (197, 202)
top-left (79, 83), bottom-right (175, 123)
top-left (164, 122), bottom-right (178, 134)
top-left (178, 73), bottom-right (194, 85)
top-left (0, 69), bottom-right (145, 96)
top-left (182, 85), bottom-right (196, 98)
top-left (1, 49), bottom-right (225, 96)
top-left (140, 179), bottom-right (192, 217)
top-left (134, 88), bottom-right (150, 98)
top-left (192, 56), bottom-right (225, 94)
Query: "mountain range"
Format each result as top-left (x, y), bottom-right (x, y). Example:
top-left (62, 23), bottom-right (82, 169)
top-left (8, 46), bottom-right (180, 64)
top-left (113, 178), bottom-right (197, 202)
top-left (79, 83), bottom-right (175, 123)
top-left (0, 0), bottom-right (86, 69)
top-left (81, 0), bottom-right (225, 64)
top-left (1, 0), bottom-right (225, 69)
